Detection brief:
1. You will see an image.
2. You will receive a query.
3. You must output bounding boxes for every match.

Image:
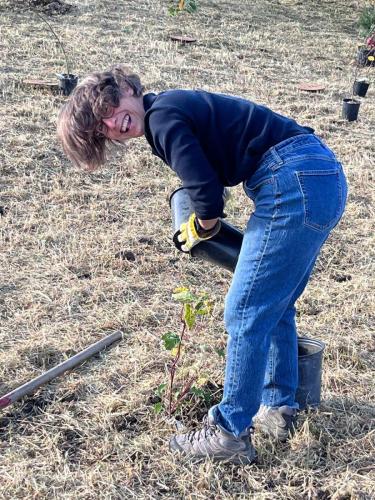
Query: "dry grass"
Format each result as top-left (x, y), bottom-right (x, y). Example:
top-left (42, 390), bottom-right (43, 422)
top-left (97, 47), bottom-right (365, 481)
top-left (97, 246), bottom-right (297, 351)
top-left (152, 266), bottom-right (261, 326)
top-left (0, 0), bottom-right (374, 498)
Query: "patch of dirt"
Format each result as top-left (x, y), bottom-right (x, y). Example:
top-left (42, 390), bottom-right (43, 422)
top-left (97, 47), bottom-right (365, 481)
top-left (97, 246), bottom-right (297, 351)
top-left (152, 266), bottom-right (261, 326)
top-left (110, 410), bottom-right (149, 436)
top-left (183, 381), bottom-right (223, 422)
top-left (29, 0), bottom-right (75, 16)
top-left (0, 394), bottom-right (53, 442)
top-left (57, 428), bottom-right (85, 462)
top-left (115, 250), bottom-right (136, 261)
top-left (21, 346), bottom-right (63, 370)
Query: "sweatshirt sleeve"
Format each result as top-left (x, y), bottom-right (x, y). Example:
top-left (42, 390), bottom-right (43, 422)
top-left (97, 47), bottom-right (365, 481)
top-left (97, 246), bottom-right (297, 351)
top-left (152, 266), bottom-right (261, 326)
top-left (148, 107), bottom-right (224, 220)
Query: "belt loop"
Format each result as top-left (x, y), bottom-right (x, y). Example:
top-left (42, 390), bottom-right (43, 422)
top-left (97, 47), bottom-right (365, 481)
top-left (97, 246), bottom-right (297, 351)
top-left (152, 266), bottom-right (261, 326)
top-left (269, 147), bottom-right (283, 171)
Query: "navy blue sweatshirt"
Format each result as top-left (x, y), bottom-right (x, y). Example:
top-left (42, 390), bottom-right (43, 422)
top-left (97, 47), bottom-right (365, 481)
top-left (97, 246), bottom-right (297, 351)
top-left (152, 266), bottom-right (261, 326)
top-left (143, 90), bottom-right (314, 219)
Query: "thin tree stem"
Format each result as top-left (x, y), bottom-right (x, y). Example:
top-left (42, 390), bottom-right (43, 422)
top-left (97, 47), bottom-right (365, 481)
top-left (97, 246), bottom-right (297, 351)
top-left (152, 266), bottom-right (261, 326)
top-left (33, 9), bottom-right (71, 75)
top-left (170, 375), bottom-right (198, 414)
top-left (168, 305), bottom-right (187, 416)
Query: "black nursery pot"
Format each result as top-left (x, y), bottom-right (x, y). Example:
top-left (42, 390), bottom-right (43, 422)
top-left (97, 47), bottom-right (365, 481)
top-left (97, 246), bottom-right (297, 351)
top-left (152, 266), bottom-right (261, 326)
top-left (353, 79), bottom-right (370, 97)
top-left (57, 73), bottom-right (78, 96)
top-left (342, 98), bottom-right (360, 122)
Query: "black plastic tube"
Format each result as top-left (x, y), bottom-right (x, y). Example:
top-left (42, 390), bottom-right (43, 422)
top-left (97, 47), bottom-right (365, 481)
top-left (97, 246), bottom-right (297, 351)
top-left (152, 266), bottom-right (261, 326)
top-left (170, 187), bottom-right (243, 273)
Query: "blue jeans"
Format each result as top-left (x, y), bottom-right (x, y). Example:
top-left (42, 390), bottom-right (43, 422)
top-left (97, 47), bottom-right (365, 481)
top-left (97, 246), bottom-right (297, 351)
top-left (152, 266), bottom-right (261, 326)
top-left (212, 134), bottom-right (347, 436)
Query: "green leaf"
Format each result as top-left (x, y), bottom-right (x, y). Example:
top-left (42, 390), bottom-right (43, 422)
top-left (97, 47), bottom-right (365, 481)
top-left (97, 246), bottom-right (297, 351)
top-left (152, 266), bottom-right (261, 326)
top-left (215, 348), bottom-right (225, 358)
top-left (194, 294), bottom-right (212, 316)
top-left (190, 386), bottom-right (205, 398)
top-left (195, 301), bottom-right (212, 316)
top-left (172, 289), bottom-right (197, 303)
top-left (185, 0), bottom-right (197, 13)
top-left (154, 402), bottom-right (163, 414)
top-left (162, 332), bottom-right (181, 350)
top-left (156, 383), bottom-right (167, 397)
top-left (358, 6), bottom-right (375, 34)
top-left (191, 386), bottom-right (212, 404)
top-left (203, 391), bottom-right (212, 404)
top-left (183, 303), bottom-right (196, 329)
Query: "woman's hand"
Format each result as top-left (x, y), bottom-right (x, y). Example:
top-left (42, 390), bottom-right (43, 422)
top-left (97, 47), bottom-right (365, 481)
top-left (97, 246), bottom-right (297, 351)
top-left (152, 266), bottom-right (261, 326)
top-left (174, 213), bottom-right (221, 253)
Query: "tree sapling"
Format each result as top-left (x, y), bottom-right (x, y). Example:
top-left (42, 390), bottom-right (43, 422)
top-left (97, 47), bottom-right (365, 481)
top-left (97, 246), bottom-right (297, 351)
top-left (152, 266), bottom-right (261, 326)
top-left (32, 9), bottom-right (78, 95)
top-left (156, 286), bottom-right (213, 417)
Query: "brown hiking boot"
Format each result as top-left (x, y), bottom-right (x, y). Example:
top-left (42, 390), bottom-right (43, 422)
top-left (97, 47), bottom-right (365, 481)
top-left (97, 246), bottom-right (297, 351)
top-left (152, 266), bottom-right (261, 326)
top-left (253, 405), bottom-right (298, 441)
top-left (169, 411), bottom-right (257, 465)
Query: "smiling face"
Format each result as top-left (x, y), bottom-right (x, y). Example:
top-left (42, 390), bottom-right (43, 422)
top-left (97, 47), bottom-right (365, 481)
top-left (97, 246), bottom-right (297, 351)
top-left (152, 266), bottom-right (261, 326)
top-left (98, 86), bottom-right (145, 141)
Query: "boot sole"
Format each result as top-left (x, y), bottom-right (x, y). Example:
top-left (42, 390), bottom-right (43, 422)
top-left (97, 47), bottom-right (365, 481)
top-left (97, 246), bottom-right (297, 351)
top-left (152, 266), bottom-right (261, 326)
top-left (170, 438), bottom-right (257, 465)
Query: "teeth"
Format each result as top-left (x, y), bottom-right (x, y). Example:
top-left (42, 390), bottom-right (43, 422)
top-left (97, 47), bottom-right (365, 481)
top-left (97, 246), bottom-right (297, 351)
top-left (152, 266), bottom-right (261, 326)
top-left (121, 114), bottom-right (130, 133)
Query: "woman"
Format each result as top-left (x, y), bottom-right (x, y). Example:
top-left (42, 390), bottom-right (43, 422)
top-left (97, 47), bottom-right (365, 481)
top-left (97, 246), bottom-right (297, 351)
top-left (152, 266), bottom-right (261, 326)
top-left (58, 65), bottom-right (347, 464)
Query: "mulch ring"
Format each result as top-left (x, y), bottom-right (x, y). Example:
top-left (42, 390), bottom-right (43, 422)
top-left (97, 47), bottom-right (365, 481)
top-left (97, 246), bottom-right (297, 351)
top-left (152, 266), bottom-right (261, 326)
top-left (29, 0), bottom-right (75, 15)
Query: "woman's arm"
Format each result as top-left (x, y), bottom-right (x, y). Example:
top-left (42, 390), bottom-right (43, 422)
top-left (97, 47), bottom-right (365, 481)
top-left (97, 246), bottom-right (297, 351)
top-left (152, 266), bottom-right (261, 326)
top-left (147, 108), bottom-right (225, 220)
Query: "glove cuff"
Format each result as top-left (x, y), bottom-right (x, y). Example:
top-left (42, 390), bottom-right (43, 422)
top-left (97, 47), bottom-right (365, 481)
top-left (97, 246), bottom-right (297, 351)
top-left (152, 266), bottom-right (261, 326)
top-left (194, 216), bottom-right (221, 238)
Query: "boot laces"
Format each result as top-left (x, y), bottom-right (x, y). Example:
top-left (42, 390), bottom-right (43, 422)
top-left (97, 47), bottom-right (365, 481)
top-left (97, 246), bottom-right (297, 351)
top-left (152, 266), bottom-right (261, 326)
top-left (186, 416), bottom-right (218, 444)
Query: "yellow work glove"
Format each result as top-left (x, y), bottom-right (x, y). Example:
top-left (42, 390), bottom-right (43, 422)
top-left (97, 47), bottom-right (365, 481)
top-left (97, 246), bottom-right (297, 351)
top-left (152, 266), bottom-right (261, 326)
top-left (173, 213), bottom-right (221, 253)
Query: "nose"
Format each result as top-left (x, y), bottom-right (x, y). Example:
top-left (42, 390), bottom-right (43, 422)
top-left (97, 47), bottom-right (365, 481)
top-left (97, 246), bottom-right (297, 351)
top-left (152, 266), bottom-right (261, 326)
top-left (102, 116), bottom-right (117, 130)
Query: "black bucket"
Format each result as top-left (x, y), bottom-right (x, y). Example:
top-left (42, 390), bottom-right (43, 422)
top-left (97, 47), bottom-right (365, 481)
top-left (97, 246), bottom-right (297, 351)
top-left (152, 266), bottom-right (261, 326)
top-left (342, 98), bottom-right (360, 122)
top-left (296, 337), bottom-right (325, 410)
top-left (353, 79), bottom-right (370, 98)
top-left (57, 73), bottom-right (78, 96)
top-left (169, 187), bottom-right (243, 273)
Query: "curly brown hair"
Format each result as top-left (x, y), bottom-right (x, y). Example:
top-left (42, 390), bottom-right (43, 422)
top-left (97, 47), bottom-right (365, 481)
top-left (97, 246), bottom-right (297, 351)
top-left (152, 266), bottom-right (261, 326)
top-left (57, 65), bottom-right (144, 170)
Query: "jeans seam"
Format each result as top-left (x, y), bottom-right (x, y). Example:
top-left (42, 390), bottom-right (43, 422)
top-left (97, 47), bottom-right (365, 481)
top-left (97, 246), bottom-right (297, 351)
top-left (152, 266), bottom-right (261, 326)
top-left (226, 174), bottom-right (277, 403)
top-left (269, 175), bottom-right (280, 408)
top-left (281, 155), bottom-right (337, 164)
top-left (295, 168), bottom-right (341, 175)
top-left (268, 344), bottom-right (275, 406)
top-left (245, 177), bottom-right (274, 192)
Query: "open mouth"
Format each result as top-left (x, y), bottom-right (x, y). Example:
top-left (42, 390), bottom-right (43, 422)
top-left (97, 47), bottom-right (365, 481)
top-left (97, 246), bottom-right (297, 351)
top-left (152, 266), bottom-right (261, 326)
top-left (121, 114), bottom-right (131, 133)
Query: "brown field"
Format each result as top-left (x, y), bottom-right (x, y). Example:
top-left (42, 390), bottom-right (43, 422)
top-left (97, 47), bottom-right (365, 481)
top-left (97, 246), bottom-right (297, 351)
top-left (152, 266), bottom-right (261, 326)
top-left (0, 0), bottom-right (374, 498)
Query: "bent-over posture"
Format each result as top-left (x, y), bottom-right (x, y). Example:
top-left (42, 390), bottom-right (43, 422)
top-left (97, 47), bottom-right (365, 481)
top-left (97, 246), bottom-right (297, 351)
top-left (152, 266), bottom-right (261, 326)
top-left (58, 65), bottom-right (347, 464)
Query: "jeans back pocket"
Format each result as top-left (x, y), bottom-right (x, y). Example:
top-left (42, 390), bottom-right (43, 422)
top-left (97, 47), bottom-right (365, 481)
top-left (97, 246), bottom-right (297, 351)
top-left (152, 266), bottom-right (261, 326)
top-left (296, 168), bottom-right (345, 231)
